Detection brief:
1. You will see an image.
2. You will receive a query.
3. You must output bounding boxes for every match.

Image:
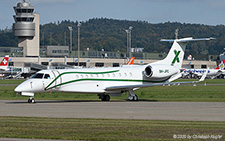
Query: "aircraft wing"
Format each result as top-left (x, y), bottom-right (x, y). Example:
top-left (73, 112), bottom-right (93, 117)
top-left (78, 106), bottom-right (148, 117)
top-left (105, 80), bottom-right (200, 91)
top-left (105, 70), bottom-right (207, 91)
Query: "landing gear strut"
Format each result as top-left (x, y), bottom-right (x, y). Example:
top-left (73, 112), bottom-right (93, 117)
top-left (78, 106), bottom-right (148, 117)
top-left (28, 97), bottom-right (35, 103)
top-left (98, 94), bottom-right (110, 101)
top-left (127, 89), bottom-right (138, 101)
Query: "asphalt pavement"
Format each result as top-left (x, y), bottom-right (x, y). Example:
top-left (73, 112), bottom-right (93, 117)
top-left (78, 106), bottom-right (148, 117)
top-left (0, 100), bottom-right (225, 121)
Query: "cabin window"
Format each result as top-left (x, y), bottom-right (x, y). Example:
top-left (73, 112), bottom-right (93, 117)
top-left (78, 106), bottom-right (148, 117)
top-left (44, 74), bottom-right (50, 79)
top-left (32, 73), bottom-right (44, 79)
top-left (129, 72), bottom-right (132, 76)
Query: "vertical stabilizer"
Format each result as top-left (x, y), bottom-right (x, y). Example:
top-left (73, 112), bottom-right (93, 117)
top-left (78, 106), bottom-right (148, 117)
top-left (215, 60), bottom-right (225, 70)
top-left (127, 57), bottom-right (135, 65)
top-left (0, 55), bottom-right (9, 71)
top-left (159, 39), bottom-right (187, 69)
top-left (154, 37), bottom-right (215, 69)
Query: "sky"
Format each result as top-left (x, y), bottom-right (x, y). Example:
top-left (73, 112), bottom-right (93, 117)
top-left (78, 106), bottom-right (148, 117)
top-left (1, 0), bottom-right (225, 29)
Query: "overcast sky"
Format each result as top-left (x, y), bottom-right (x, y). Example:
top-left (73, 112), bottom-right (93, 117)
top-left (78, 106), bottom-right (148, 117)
top-left (1, 0), bottom-right (225, 29)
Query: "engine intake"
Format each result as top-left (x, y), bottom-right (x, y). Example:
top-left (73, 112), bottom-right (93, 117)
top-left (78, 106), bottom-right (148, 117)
top-left (144, 65), bottom-right (153, 77)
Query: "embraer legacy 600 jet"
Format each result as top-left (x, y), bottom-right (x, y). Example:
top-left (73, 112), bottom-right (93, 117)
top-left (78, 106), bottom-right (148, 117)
top-left (15, 37), bottom-right (214, 103)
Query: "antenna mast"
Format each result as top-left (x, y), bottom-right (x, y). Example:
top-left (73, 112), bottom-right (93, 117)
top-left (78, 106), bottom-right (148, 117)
top-left (175, 28), bottom-right (179, 39)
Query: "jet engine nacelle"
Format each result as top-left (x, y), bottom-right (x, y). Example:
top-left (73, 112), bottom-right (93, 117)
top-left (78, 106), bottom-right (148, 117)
top-left (144, 65), bottom-right (179, 80)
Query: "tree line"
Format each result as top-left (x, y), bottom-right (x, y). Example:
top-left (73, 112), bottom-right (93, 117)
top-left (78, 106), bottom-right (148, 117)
top-left (1, 18), bottom-right (225, 59)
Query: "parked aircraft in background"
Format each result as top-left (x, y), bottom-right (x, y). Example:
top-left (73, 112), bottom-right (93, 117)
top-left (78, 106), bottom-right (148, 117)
top-left (0, 55), bottom-right (9, 71)
top-left (15, 37), bottom-right (213, 103)
top-left (126, 57), bottom-right (135, 65)
top-left (182, 60), bottom-right (225, 78)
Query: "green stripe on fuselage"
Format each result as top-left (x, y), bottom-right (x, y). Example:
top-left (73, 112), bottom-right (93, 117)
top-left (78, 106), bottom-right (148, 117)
top-left (45, 78), bottom-right (169, 90)
top-left (45, 70), bottom-right (120, 90)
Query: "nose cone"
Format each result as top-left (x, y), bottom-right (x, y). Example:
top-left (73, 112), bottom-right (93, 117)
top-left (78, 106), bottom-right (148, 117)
top-left (14, 85), bottom-right (21, 92)
top-left (14, 80), bottom-right (32, 92)
top-left (14, 82), bottom-right (27, 92)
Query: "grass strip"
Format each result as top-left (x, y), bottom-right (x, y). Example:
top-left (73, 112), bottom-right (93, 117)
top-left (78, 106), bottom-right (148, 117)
top-left (1, 79), bottom-right (225, 102)
top-left (0, 116), bottom-right (224, 140)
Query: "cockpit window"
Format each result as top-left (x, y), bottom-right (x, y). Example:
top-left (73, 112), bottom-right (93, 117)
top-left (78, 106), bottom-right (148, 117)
top-left (31, 73), bottom-right (44, 79)
top-left (44, 74), bottom-right (50, 79)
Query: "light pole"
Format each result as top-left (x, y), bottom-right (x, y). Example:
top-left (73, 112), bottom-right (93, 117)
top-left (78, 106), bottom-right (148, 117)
top-left (68, 26), bottom-right (73, 57)
top-left (125, 30), bottom-right (129, 58)
top-left (129, 26), bottom-right (132, 58)
top-left (77, 22), bottom-right (81, 66)
top-left (125, 26), bottom-right (133, 58)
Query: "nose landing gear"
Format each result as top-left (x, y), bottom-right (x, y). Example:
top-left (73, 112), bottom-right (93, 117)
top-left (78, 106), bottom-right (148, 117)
top-left (28, 97), bottom-right (36, 103)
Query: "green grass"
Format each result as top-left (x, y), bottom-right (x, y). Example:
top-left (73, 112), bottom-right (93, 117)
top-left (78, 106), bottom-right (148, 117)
top-left (0, 79), bottom-right (225, 101)
top-left (0, 79), bottom-right (25, 84)
top-left (0, 116), bottom-right (224, 140)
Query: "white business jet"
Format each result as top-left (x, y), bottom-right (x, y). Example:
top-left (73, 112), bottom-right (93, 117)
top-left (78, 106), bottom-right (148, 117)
top-left (15, 37), bottom-right (213, 103)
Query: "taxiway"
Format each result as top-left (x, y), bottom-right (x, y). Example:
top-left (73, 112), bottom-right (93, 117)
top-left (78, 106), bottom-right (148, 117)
top-left (0, 100), bottom-right (224, 121)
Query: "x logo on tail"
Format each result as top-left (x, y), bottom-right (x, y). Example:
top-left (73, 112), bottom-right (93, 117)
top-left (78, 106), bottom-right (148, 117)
top-left (171, 50), bottom-right (180, 66)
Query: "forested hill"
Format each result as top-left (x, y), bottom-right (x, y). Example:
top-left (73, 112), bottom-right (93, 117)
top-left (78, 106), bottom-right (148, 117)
top-left (1, 18), bottom-right (225, 58)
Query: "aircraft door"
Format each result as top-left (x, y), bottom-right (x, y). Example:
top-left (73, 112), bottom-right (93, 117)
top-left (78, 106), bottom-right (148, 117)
top-left (51, 70), bottom-right (62, 89)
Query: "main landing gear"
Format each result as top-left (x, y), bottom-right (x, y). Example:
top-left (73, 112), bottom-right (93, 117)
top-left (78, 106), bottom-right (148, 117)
top-left (28, 97), bottom-right (36, 103)
top-left (98, 94), bottom-right (110, 101)
top-left (127, 89), bottom-right (138, 101)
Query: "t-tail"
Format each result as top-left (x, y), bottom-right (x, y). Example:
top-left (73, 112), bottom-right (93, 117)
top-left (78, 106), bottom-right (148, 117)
top-left (127, 57), bottom-right (135, 65)
top-left (155, 37), bottom-right (215, 69)
top-left (0, 55), bottom-right (9, 71)
top-left (215, 60), bottom-right (225, 70)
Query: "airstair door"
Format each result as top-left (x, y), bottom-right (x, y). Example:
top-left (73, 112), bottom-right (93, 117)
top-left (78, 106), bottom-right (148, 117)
top-left (51, 70), bottom-right (62, 89)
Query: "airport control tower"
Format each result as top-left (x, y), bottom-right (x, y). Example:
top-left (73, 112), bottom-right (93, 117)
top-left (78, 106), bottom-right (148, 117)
top-left (13, 0), bottom-right (39, 57)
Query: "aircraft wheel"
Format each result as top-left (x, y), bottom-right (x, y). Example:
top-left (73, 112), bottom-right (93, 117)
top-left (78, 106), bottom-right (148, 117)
top-left (102, 95), bottom-right (110, 101)
top-left (28, 98), bottom-right (35, 103)
top-left (128, 95), bottom-right (138, 101)
top-left (105, 95), bottom-right (110, 101)
top-left (133, 95), bottom-right (138, 101)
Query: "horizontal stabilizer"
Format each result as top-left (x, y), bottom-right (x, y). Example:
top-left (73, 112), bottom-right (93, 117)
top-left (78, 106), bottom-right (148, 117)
top-left (160, 37), bottom-right (215, 43)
